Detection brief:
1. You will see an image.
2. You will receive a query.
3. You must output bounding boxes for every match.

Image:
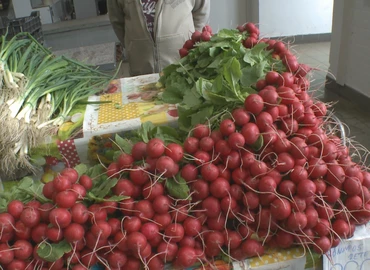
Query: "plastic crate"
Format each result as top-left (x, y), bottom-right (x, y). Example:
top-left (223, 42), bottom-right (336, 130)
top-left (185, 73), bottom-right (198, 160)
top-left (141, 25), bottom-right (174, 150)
top-left (0, 11), bottom-right (44, 44)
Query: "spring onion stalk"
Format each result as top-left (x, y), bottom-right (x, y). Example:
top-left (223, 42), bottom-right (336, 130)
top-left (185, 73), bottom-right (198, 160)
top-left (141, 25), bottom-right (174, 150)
top-left (0, 33), bottom-right (115, 174)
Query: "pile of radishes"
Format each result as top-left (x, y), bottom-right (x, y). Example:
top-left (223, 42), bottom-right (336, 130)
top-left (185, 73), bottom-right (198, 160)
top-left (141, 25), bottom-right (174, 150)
top-left (179, 25), bottom-right (213, 58)
top-left (1, 22), bottom-right (370, 270)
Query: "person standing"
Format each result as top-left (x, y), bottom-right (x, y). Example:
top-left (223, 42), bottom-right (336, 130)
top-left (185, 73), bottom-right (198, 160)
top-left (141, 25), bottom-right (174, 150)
top-left (107, 0), bottom-right (210, 76)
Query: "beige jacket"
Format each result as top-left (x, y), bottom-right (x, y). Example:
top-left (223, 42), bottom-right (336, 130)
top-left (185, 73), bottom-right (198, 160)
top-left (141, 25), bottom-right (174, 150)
top-left (107, 0), bottom-right (210, 76)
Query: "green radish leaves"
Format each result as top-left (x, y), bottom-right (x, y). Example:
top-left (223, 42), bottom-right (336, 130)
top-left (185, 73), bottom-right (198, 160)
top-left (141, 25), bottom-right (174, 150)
top-left (160, 28), bottom-right (286, 131)
top-left (165, 174), bottom-right (190, 200)
top-left (37, 240), bottom-right (72, 262)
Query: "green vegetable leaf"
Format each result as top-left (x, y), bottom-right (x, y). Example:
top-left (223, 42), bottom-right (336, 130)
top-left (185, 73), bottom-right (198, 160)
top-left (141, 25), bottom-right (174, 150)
top-left (165, 175), bottom-right (190, 199)
top-left (252, 135), bottom-right (264, 151)
top-left (150, 125), bottom-right (183, 144)
top-left (161, 87), bottom-right (184, 104)
top-left (89, 176), bottom-right (118, 199)
top-left (86, 164), bottom-right (104, 179)
top-left (37, 240), bottom-right (72, 262)
top-left (74, 164), bottom-right (87, 177)
top-left (191, 105), bottom-right (214, 127)
top-left (138, 122), bottom-right (155, 143)
top-left (115, 134), bottom-right (133, 153)
top-left (240, 66), bottom-right (259, 88)
top-left (183, 88), bottom-right (202, 107)
top-left (87, 193), bottom-right (128, 203)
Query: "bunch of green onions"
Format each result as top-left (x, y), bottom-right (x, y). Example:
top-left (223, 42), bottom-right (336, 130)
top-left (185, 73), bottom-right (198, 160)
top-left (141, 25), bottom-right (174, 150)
top-left (0, 33), bottom-right (116, 175)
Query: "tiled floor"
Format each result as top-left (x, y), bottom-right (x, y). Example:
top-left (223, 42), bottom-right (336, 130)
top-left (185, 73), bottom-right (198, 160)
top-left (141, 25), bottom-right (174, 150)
top-left (294, 42), bottom-right (370, 165)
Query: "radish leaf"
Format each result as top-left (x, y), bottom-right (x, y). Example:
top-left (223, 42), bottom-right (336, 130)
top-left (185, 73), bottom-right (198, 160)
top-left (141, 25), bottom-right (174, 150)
top-left (37, 240), bottom-right (72, 262)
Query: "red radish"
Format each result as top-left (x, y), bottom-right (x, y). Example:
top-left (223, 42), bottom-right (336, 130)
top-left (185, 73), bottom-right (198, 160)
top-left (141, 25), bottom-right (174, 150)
top-left (175, 246), bottom-right (198, 268)
top-left (193, 124), bottom-right (210, 138)
top-left (259, 88), bottom-right (280, 108)
top-left (191, 179), bottom-right (210, 201)
top-left (78, 174), bottom-right (93, 190)
top-left (209, 177), bottom-right (231, 198)
top-left (141, 222), bottom-right (160, 241)
top-left (71, 183), bottom-right (86, 199)
top-left (142, 182), bottom-right (164, 201)
top-left (193, 150), bottom-right (210, 165)
top-left (201, 31), bottom-right (212, 42)
top-left (199, 136), bottom-right (215, 152)
top-left (241, 123), bottom-right (260, 145)
top-left (183, 39), bottom-right (195, 50)
top-left (117, 153), bottom-right (134, 170)
top-left (130, 165), bottom-right (150, 185)
top-left (47, 226), bottom-right (63, 242)
top-left (241, 192), bottom-right (258, 210)
top-left (297, 179), bottom-right (316, 198)
top-left (273, 41), bottom-right (287, 54)
top-left (165, 143), bottom-right (184, 162)
top-left (156, 156), bottom-right (178, 177)
top-left (202, 196), bottom-right (221, 218)
top-left (64, 223), bottom-right (85, 243)
top-left (275, 230), bottom-right (294, 249)
top-left (71, 203), bottom-right (89, 224)
top-left (20, 208), bottom-right (40, 228)
top-left (277, 72), bottom-right (294, 87)
top-left (60, 168), bottom-right (79, 184)
top-left (307, 158), bottom-right (328, 178)
top-left (228, 132), bottom-right (245, 150)
top-left (0, 243), bottom-right (14, 265)
top-left (241, 239), bottom-right (264, 258)
top-left (147, 138), bottom-right (165, 158)
top-left (88, 204), bottom-right (107, 223)
top-left (181, 163), bottom-right (198, 182)
top-left (49, 208), bottom-right (71, 229)
top-left (323, 186), bottom-right (341, 204)
top-left (179, 48), bottom-right (188, 58)
top-left (287, 212), bottom-right (307, 231)
top-left (14, 221), bottom-right (31, 240)
top-left (332, 219), bottom-right (350, 238)
top-left (106, 250), bottom-right (127, 269)
top-left (157, 241), bottom-right (178, 262)
top-left (165, 223), bottom-right (185, 243)
top-left (343, 177), bottom-right (362, 196)
top-left (220, 119), bottom-right (236, 136)
top-left (215, 139), bottom-right (232, 156)
top-left (42, 181), bottom-right (55, 199)
top-left (244, 94), bottom-right (264, 115)
top-left (113, 178), bottom-right (134, 197)
top-left (31, 223), bottom-right (48, 243)
top-left (13, 240), bottom-right (33, 260)
top-left (232, 108), bottom-right (250, 126)
top-left (313, 236), bottom-right (332, 254)
top-left (55, 190), bottom-right (77, 208)
top-left (278, 180), bottom-right (296, 197)
top-left (184, 137), bottom-right (199, 154)
top-left (270, 198), bottom-right (292, 220)
top-left (275, 152), bottom-right (295, 173)
top-left (201, 163), bottom-right (220, 182)
top-left (106, 162), bottom-right (120, 177)
top-left (7, 200), bottom-right (23, 220)
top-left (191, 30), bottom-right (202, 42)
top-left (134, 200), bottom-right (155, 221)
top-left (243, 37), bottom-right (257, 48)
top-left (131, 141), bottom-right (147, 160)
top-left (202, 25), bottom-right (213, 33)
top-left (53, 175), bottom-right (71, 192)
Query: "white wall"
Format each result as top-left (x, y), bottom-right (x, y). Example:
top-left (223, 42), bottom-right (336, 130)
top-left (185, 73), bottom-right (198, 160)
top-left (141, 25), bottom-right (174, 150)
top-left (329, 0), bottom-right (370, 98)
top-left (259, 0), bottom-right (333, 37)
top-left (209, 0), bottom-right (248, 32)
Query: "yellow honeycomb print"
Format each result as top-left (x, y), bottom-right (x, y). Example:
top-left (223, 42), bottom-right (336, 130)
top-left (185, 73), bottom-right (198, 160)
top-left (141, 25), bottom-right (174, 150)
top-left (98, 93), bottom-right (140, 124)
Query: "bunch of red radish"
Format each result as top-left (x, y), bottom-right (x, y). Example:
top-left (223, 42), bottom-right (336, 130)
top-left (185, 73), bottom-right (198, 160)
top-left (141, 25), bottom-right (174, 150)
top-left (179, 25), bottom-right (213, 58)
top-left (1, 23), bottom-right (370, 270)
